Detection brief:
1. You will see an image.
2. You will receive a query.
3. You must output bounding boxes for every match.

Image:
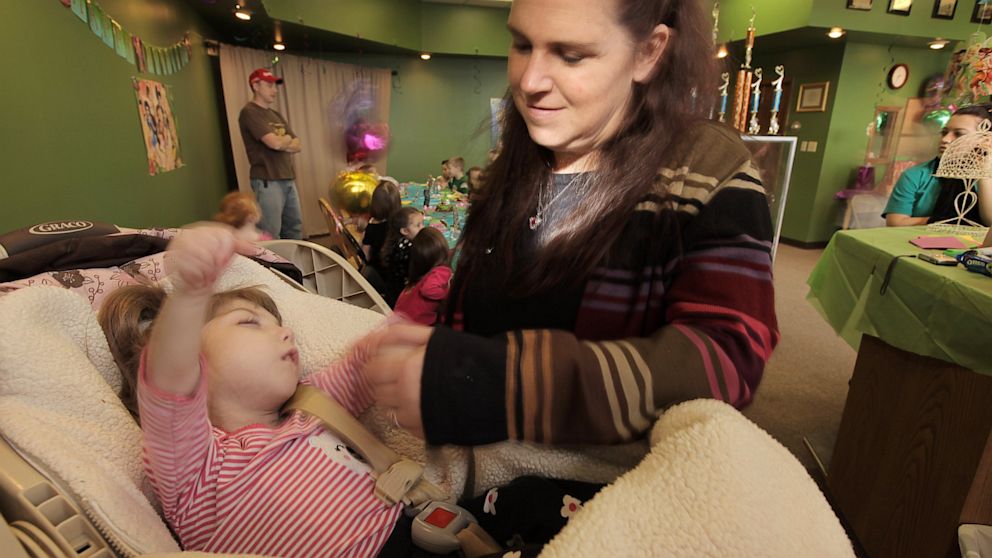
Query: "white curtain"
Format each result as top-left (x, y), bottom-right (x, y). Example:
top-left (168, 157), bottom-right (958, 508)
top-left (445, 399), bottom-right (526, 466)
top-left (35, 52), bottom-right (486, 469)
top-left (219, 44), bottom-right (391, 237)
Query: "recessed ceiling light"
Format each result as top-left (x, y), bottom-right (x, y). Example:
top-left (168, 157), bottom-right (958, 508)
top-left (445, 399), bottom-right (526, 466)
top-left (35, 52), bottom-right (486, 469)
top-left (273, 42), bottom-right (286, 51)
top-left (827, 27), bottom-right (845, 39)
top-left (716, 44), bottom-right (728, 59)
top-left (420, 53), bottom-right (432, 60)
top-left (929, 38), bottom-right (949, 49)
top-left (234, 6), bottom-right (252, 21)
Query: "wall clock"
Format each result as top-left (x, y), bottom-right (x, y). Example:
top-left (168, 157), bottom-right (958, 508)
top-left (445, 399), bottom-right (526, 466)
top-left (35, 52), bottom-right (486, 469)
top-left (888, 64), bottom-right (909, 89)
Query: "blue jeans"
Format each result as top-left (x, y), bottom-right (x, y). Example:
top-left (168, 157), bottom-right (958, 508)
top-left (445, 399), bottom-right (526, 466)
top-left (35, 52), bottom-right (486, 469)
top-left (250, 178), bottom-right (303, 240)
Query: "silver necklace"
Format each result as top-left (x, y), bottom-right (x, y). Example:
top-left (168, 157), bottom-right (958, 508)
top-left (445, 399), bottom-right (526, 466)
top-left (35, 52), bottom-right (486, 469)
top-left (529, 173), bottom-right (584, 230)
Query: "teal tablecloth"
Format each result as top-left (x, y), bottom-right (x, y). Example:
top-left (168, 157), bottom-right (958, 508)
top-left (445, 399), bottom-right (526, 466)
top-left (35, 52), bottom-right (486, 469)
top-left (807, 226), bottom-right (992, 375)
top-left (400, 183), bottom-right (467, 248)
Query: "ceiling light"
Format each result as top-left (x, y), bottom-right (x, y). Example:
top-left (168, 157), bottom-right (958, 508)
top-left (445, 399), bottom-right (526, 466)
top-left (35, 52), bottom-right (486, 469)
top-left (716, 44), bottom-right (728, 59)
top-left (420, 53), bottom-right (432, 60)
top-left (273, 42), bottom-right (286, 51)
top-left (827, 27), bottom-right (845, 39)
top-left (929, 38), bottom-right (949, 49)
top-left (234, 6), bottom-right (252, 21)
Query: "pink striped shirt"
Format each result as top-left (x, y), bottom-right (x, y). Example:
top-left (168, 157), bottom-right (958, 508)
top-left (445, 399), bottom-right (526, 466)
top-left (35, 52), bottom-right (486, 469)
top-left (137, 347), bottom-right (402, 557)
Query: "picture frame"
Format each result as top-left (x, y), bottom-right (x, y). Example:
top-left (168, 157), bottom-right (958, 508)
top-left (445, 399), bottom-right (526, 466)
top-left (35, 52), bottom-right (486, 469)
top-left (847, 0), bottom-right (874, 9)
top-left (932, 0), bottom-right (958, 18)
top-left (796, 82), bottom-right (830, 113)
top-left (973, 0), bottom-right (992, 23)
top-left (888, 0), bottom-right (913, 14)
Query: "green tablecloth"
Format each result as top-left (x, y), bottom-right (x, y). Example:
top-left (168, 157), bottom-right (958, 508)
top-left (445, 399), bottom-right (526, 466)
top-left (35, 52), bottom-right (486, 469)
top-left (807, 226), bottom-right (992, 375)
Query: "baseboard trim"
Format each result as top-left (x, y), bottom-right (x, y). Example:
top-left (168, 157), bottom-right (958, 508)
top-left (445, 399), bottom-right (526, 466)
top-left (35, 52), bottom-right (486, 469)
top-left (779, 237), bottom-right (830, 250)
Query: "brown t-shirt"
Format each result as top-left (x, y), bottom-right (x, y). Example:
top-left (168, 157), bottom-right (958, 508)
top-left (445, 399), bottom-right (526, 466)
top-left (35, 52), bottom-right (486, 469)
top-left (238, 102), bottom-right (296, 180)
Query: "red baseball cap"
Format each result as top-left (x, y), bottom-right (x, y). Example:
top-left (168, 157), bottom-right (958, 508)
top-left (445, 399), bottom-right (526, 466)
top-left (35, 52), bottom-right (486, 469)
top-left (248, 68), bottom-right (284, 86)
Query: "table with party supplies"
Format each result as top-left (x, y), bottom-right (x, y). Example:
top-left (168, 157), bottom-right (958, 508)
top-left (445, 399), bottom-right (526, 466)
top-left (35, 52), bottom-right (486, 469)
top-left (806, 226), bottom-right (992, 558)
top-left (400, 182), bottom-right (469, 248)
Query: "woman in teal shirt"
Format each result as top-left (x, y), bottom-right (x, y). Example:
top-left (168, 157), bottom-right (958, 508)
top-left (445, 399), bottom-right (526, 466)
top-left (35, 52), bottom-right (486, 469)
top-left (884, 104), bottom-right (992, 227)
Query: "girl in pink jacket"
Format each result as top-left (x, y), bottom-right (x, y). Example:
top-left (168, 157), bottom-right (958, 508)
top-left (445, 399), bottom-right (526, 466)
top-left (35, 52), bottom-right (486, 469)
top-left (393, 227), bottom-right (451, 325)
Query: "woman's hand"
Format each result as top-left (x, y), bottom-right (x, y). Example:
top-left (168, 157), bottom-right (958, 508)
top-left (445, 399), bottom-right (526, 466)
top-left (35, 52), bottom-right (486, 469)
top-left (364, 323), bottom-right (433, 438)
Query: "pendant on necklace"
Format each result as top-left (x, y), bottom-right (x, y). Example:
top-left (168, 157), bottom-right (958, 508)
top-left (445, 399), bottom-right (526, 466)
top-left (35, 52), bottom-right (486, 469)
top-left (528, 214), bottom-right (543, 230)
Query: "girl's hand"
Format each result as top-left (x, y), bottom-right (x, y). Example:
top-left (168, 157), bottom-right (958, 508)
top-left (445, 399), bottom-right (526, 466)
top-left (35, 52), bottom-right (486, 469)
top-left (166, 224), bottom-right (256, 296)
top-left (364, 323), bottom-right (433, 438)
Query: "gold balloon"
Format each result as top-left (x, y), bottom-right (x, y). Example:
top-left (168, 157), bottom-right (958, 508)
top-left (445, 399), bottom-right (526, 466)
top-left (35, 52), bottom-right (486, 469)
top-left (330, 171), bottom-right (378, 215)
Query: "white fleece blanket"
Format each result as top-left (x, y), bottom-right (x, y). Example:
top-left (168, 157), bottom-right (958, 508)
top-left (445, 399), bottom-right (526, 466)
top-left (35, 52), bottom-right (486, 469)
top-left (540, 399), bottom-right (855, 557)
top-left (0, 255), bottom-right (852, 556)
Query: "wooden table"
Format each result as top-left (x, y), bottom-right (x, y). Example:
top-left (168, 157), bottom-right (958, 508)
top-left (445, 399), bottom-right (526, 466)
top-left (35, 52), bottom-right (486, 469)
top-left (807, 227), bottom-right (992, 557)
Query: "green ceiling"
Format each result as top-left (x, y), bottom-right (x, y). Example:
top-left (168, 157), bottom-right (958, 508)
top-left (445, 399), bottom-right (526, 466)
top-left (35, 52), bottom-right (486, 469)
top-left (261, 0), bottom-right (511, 56)
top-left (714, 0), bottom-right (986, 45)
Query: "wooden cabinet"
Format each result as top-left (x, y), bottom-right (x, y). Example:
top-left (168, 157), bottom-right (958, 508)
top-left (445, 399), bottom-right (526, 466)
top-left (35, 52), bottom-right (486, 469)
top-left (828, 335), bottom-right (992, 558)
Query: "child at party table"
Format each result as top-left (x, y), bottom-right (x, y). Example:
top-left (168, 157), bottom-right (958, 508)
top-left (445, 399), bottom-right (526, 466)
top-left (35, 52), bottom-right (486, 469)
top-left (213, 191), bottom-right (272, 241)
top-left (362, 181), bottom-right (401, 268)
top-left (447, 157), bottom-right (468, 194)
top-left (394, 227), bottom-right (452, 326)
top-left (466, 166), bottom-right (484, 204)
top-left (380, 207), bottom-right (424, 306)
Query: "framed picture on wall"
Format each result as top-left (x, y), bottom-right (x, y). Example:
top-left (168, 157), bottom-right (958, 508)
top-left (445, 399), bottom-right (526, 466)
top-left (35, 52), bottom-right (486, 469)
top-left (796, 82), bottom-right (830, 113)
top-left (888, 0), bottom-right (913, 14)
top-left (847, 0), bottom-right (874, 9)
top-left (933, 0), bottom-right (958, 18)
top-left (973, 0), bottom-right (992, 22)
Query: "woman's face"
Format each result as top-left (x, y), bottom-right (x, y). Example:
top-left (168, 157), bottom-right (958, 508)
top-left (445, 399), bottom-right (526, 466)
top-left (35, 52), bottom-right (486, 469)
top-left (507, 0), bottom-right (666, 170)
top-left (940, 114), bottom-right (984, 155)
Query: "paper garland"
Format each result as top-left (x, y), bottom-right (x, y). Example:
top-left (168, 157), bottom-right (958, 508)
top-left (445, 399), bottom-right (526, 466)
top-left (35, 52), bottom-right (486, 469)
top-left (61, 0), bottom-right (192, 75)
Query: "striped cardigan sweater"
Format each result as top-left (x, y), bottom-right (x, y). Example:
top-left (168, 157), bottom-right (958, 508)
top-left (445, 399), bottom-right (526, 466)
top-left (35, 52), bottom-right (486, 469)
top-left (422, 122), bottom-right (779, 445)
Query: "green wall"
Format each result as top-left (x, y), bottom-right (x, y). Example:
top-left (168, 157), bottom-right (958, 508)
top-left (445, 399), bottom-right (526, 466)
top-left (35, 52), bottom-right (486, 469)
top-left (750, 40), bottom-right (950, 243)
top-left (715, 0), bottom-right (978, 42)
top-left (809, 0), bottom-right (978, 39)
top-left (1, 0), bottom-right (228, 232)
top-left (749, 42), bottom-right (845, 242)
top-left (714, 0), bottom-right (813, 42)
top-left (810, 42), bottom-right (950, 241)
top-left (324, 53), bottom-right (508, 181)
top-left (263, 0), bottom-right (511, 56)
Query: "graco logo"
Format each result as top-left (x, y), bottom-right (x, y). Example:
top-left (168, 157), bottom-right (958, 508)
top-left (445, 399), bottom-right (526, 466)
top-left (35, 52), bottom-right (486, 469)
top-left (28, 221), bottom-right (94, 235)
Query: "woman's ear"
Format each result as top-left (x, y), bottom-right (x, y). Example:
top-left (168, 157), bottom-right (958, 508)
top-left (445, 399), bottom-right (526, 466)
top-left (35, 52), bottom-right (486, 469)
top-left (633, 24), bottom-right (672, 84)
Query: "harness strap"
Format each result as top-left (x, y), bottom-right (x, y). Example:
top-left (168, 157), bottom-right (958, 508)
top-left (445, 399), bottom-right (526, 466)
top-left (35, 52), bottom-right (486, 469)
top-left (284, 385), bottom-right (443, 506)
top-left (284, 385), bottom-right (501, 557)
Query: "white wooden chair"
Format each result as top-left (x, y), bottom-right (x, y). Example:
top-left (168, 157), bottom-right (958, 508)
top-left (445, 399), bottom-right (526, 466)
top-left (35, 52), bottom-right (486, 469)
top-left (260, 239), bottom-right (389, 315)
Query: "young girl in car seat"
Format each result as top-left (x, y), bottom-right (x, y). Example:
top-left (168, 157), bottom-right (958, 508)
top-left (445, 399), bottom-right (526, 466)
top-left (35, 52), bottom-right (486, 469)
top-left (98, 225), bottom-right (598, 557)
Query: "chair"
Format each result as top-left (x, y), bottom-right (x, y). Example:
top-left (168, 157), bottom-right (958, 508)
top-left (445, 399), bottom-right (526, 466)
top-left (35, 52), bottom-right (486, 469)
top-left (260, 239), bottom-right (389, 314)
top-left (841, 192), bottom-right (888, 230)
top-left (318, 198), bottom-right (366, 271)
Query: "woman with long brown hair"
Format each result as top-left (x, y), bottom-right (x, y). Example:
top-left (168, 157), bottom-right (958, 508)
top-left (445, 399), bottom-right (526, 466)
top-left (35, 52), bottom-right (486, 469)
top-left (367, 0), bottom-right (779, 448)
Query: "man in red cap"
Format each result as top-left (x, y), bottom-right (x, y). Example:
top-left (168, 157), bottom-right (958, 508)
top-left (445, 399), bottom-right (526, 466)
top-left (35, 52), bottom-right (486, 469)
top-left (237, 68), bottom-right (303, 239)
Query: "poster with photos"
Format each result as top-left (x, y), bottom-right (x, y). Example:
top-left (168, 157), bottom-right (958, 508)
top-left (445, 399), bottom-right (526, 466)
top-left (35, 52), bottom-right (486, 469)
top-left (974, 0), bottom-right (992, 22)
top-left (133, 79), bottom-right (183, 176)
top-left (933, 0), bottom-right (958, 18)
top-left (847, 0), bottom-right (873, 9)
top-left (888, 0), bottom-right (913, 14)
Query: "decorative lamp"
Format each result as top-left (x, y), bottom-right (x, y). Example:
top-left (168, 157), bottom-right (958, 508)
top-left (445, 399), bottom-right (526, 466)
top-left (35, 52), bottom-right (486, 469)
top-left (931, 117), bottom-right (992, 231)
